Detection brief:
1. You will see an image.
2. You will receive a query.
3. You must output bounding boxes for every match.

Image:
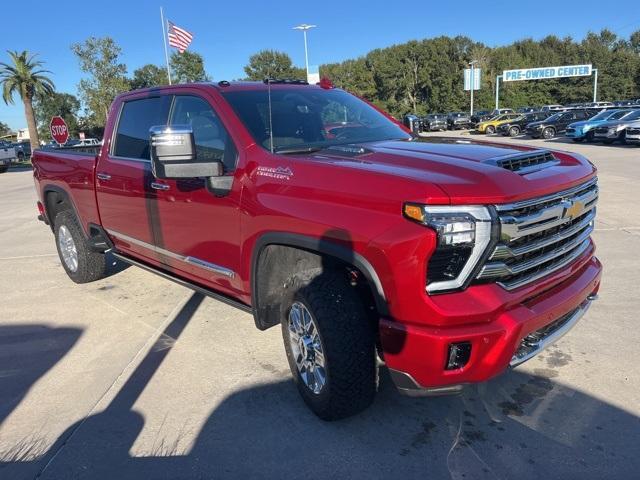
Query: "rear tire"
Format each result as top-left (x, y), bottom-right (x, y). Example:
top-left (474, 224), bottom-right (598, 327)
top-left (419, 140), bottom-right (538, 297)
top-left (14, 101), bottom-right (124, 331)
top-left (54, 211), bottom-right (107, 283)
top-left (542, 127), bottom-right (555, 139)
top-left (281, 269), bottom-right (377, 421)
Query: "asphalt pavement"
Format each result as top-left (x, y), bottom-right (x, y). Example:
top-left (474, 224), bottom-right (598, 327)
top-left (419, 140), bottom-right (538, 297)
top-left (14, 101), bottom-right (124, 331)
top-left (1, 135), bottom-right (639, 479)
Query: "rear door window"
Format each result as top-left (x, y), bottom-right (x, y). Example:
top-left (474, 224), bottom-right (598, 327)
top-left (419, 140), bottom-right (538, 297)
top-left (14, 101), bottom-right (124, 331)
top-left (113, 96), bottom-right (172, 160)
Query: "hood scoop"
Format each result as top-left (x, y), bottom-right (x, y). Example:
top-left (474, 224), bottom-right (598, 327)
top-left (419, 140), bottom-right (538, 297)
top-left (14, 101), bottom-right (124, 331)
top-left (324, 145), bottom-right (372, 157)
top-left (485, 150), bottom-right (559, 175)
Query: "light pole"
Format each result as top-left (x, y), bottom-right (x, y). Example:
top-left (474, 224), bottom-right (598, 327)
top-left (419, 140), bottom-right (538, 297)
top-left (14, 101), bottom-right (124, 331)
top-left (495, 74), bottom-right (503, 110)
top-left (293, 24), bottom-right (316, 79)
top-left (469, 60), bottom-right (478, 116)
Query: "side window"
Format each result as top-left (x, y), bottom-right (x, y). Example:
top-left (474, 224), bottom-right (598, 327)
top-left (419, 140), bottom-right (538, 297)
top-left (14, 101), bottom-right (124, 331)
top-left (170, 95), bottom-right (238, 173)
top-left (114, 96), bottom-right (171, 160)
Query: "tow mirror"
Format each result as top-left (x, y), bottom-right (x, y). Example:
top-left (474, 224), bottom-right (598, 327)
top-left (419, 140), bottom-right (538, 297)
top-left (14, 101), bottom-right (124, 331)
top-left (149, 125), bottom-right (223, 179)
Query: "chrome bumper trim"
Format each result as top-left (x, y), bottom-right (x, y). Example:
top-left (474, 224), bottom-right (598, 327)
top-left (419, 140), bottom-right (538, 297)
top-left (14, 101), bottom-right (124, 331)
top-left (510, 297), bottom-right (593, 368)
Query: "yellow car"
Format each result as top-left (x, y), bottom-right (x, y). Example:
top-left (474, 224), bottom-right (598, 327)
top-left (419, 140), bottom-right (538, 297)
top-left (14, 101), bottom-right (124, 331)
top-left (476, 113), bottom-right (521, 134)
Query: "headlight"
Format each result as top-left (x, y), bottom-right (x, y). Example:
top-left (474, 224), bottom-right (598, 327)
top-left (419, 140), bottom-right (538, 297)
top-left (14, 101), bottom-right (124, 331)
top-left (403, 204), bottom-right (493, 293)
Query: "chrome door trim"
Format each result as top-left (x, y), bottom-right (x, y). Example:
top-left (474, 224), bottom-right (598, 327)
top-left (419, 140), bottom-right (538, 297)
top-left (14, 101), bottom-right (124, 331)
top-left (150, 182), bottom-right (170, 191)
top-left (106, 229), bottom-right (235, 278)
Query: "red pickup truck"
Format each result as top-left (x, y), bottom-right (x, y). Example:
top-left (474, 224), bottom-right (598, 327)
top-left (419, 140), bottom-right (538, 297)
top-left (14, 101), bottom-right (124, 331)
top-left (32, 80), bottom-right (601, 420)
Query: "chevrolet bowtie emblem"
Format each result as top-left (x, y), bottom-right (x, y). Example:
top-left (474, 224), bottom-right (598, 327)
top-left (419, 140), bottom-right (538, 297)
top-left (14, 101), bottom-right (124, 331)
top-left (563, 199), bottom-right (584, 219)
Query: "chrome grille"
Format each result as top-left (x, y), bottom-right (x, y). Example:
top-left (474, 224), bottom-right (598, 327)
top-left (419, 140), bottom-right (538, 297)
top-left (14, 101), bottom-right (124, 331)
top-left (594, 127), bottom-right (609, 135)
top-left (477, 178), bottom-right (598, 290)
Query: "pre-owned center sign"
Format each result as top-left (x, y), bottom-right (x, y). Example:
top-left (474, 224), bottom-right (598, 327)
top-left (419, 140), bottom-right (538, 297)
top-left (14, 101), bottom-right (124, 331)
top-left (503, 64), bottom-right (592, 82)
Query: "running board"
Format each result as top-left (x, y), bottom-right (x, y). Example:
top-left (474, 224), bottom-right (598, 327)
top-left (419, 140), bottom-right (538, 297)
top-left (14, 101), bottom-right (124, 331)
top-left (112, 252), bottom-right (253, 314)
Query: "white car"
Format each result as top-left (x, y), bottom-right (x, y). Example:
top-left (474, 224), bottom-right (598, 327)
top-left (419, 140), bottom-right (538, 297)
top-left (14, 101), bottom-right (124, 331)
top-left (626, 121), bottom-right (640, 144)
top-left (77, 138), bottom-right (100, 146)
top-left (0, 143), bottom-right (17, 172)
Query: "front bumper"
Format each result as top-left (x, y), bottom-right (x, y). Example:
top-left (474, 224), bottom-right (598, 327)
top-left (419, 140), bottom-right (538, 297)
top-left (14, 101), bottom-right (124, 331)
top-left (380, 254), bottom-right (602, 396)
top-left (594, 129), bottom-right (622, 139)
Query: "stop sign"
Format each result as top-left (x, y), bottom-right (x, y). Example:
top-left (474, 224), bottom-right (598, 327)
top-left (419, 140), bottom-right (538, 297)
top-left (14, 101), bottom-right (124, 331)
top-left (49, 116), bottom-right (69, 145)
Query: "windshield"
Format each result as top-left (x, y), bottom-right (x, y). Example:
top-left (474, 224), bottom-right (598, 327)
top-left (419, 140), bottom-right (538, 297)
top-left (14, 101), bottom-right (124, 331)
top-left (222, 87), bottom-right (410, 152)
top-left (544, 112), bottom-right (564, 122)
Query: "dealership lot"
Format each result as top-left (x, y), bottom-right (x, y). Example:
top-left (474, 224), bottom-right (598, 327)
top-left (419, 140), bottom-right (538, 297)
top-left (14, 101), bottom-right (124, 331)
top-left (1, 136), bottom-right (639, 479)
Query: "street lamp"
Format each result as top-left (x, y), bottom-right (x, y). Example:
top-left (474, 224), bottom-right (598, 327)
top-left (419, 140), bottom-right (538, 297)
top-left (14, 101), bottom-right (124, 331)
top-left (469, 60), bottom-right (478, 116)
top-left (293, 24), bottom-right (317, 79)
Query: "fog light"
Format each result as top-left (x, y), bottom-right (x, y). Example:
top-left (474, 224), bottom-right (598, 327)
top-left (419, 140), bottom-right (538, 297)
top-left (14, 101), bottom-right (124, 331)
top-left (446, 342), bottom-right (472, 370)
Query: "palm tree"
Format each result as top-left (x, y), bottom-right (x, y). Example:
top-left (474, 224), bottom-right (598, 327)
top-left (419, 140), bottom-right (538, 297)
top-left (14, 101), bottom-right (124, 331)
top-left (1, 51), bottom-right (55, 151)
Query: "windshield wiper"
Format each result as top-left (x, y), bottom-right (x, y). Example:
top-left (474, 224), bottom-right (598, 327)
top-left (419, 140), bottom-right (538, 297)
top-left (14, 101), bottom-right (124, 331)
top-left (274, 146), bottom-right (324, 155)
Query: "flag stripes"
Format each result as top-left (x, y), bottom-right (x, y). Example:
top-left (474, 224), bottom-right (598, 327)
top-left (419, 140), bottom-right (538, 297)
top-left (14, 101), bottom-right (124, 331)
top-left (168, 21), bottom-right (193, 53)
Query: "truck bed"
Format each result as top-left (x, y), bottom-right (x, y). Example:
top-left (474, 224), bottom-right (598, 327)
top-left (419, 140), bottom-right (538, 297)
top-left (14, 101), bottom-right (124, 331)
top-left (32, 147), bottom-right (102, 232)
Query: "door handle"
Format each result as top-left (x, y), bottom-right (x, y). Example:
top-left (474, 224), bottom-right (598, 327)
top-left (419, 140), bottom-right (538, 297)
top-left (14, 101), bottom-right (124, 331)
top-left (97, 172), bottom-right (111, 181)
top-left (151, 182), bottom-right (170, 191)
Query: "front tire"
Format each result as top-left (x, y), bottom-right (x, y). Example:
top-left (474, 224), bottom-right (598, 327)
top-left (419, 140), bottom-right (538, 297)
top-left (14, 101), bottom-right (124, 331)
top-left (542, 127), bottom-right (555, 139)
top-left (54, 211), bottom-right (107, 283)
top-left (508, 126), bottom-right (520, 137)
top-left (281, 270), bottom-right (377, 420)
top-left (486, 125), bottom-right (496, 134)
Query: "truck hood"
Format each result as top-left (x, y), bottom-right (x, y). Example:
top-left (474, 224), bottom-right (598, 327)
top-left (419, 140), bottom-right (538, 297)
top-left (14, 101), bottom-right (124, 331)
top-left (304, 138), bottom-right (595, 204)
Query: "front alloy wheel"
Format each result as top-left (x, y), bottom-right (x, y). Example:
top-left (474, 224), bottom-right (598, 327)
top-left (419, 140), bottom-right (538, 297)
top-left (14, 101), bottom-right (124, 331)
top-left (288, 302), bottom-right (326, 394)
top-left (486, 125), bottom-right (495, 134)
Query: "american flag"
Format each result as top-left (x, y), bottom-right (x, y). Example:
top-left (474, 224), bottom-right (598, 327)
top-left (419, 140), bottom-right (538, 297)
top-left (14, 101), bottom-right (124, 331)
top-left (167, 21), bottom-right (193, 53)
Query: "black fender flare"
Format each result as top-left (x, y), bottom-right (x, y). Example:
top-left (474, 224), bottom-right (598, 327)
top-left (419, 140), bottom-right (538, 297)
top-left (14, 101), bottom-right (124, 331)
top-left (250, 232), bottom-right (389, 321)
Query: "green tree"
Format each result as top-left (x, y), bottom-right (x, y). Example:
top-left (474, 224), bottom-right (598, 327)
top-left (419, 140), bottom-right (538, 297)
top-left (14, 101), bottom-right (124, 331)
top-left (0, 50), bottom-right (55, 151)
top-left (243, 50), bottom-right (305, 81)
top-left (170, 51), bottom-right (209, 83)
top-left (0, 120), bottom-right (11, 137)
top-left (130, 64), bottom-right (169, 90)
top-left (71, 37), bottom-right (129, 128)
top-left (33, 92), bottom-right (80, 140)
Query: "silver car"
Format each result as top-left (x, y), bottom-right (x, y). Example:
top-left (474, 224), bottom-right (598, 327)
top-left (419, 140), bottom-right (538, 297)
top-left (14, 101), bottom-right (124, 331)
top-left (625, 121), bottom-right (640, 145)
top-left (593, 109), bottom-right (640, 143)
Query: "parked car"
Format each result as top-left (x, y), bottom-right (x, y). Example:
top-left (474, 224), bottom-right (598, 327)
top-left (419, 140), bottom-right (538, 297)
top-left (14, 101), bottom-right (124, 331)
top-left (490, 108), bottom-right (515, 116)
top-left (516, 107), bottom-right (536, 113)
top-left (613, 100), bottom-right (636, 107)
top-left (12, 141), bottom-right (31, 161)
top-left (76, 138), bottom-right (101, 147)
top-left (585, 101), bottom-right (614, 109)
top-left (446, 112), bottom-right (472, 130)
top-left (0, 142), bottom-right (18, 172)
top-left (421, 114), bottom-right (448, 131)
top-left (526, 110), bottom-right (595, 139)
top-left (625, 122), bottom-right (640, 144)
top-left (592, 109), bottom-right (640, 143)
top-left (497, 112), bottom-right (551, 137)
top-left (566, 109), bottom-right (636, 142)
top-left (540, 105), bottom-right (564, 112)
top-left (470, 110), bottom-right (492, 125)
top-left (402, 114), bottom-right (422, 134)
top-left (30, 80), bottom-right (602, 419)
top-left (476, 113), bottom-right (521, 134)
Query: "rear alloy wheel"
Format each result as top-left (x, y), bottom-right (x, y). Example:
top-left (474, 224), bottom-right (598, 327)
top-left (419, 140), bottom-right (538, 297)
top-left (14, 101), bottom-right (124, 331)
top-left (508, 126), bottom-right (520, 137)
top-left (542, 127), bottom-right (555, 139)
top-left (281, 270), bottom-right (377, 420)
top-left (54, 211), bottom-right (107, 283)
top-left (486, 125), bottom-right (496, 135)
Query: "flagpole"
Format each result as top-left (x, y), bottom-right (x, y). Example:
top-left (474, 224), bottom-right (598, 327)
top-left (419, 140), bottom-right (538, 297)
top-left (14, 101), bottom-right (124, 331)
top-left (160, 7), bottom-right (172, 85)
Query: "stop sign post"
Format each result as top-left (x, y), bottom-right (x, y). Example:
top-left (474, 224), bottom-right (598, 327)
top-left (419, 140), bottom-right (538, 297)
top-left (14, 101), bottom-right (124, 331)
top-left (49, 116), bottom-right (69, 145)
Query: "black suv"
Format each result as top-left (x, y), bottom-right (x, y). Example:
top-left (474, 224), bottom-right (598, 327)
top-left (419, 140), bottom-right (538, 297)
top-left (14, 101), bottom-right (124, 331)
top-left (498, 112), bottom-right (551, 137)
top-left (525, 110), bottom-right (595, 139)
top-left (470, 110), bottom-right (492, 125)
top-left (421, 114), bottom-right (448, 131)
top-left (447, 112), bottom-right (472, 130)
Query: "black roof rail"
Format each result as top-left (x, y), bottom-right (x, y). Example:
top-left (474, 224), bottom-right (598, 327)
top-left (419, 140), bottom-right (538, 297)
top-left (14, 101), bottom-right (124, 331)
top-left (263, 78), bottom-right (309, 85)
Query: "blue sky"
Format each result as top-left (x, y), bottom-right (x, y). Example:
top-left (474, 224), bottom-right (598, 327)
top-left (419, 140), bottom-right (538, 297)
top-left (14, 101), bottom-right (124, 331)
top-left (1, 0), bottom-right (639, 129)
